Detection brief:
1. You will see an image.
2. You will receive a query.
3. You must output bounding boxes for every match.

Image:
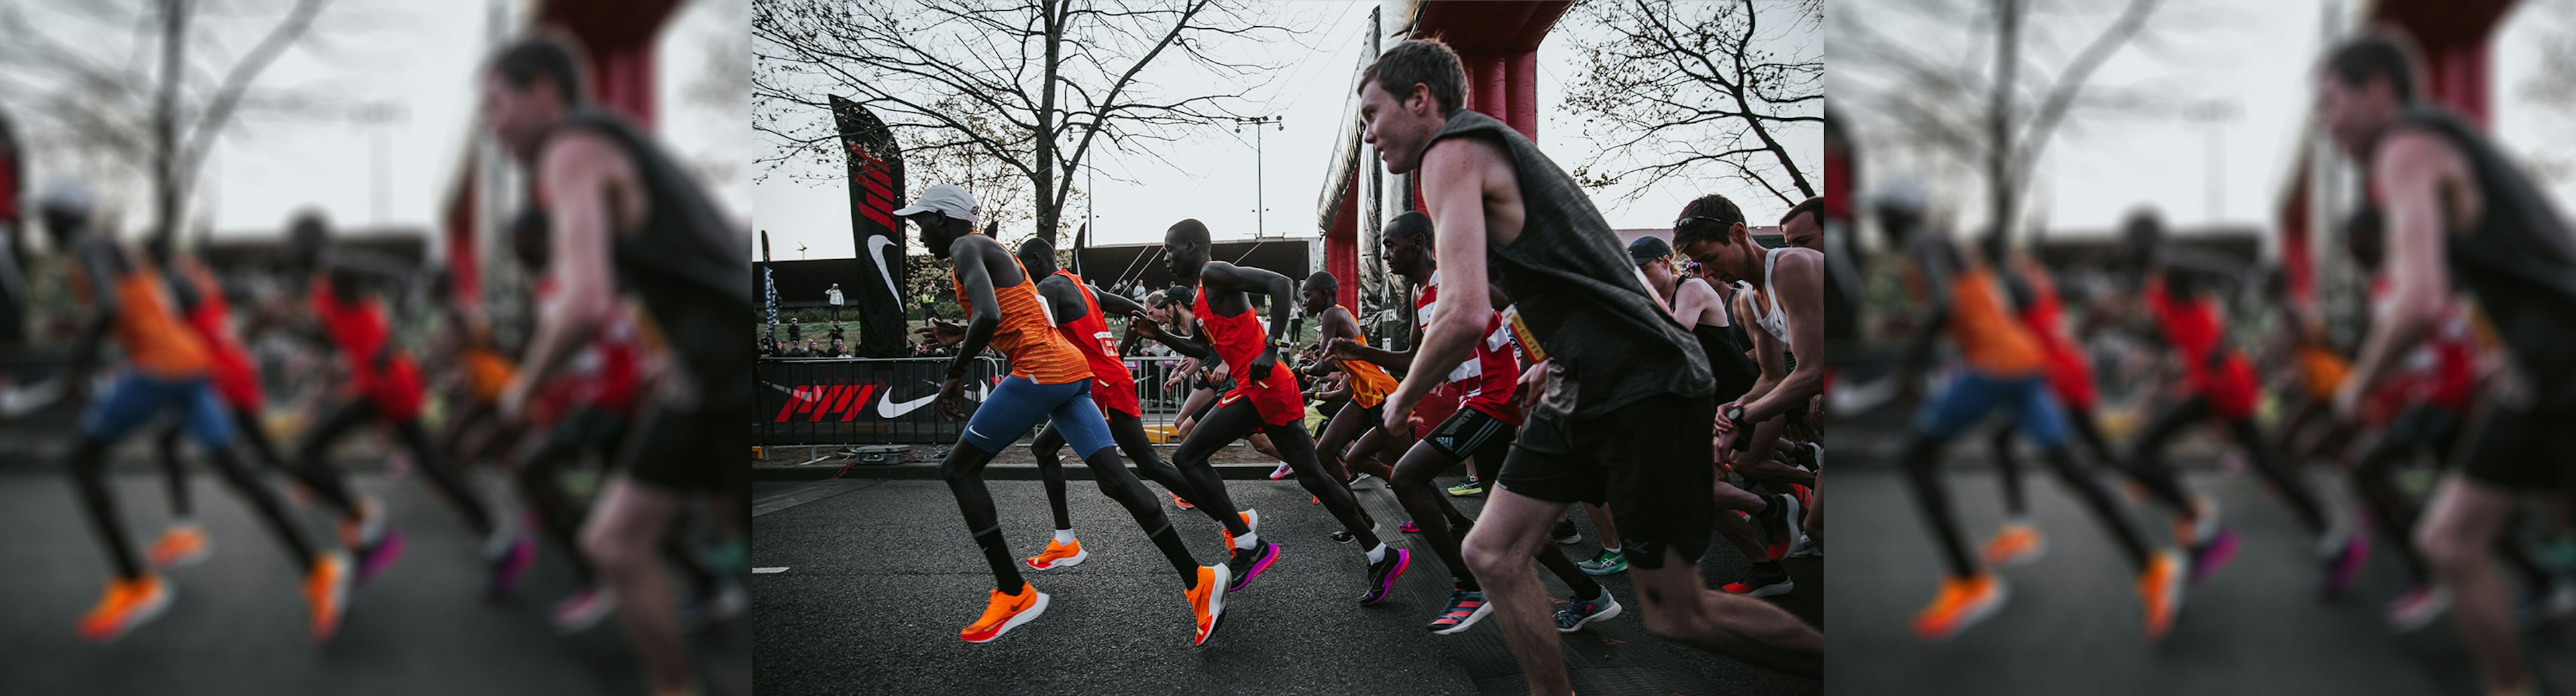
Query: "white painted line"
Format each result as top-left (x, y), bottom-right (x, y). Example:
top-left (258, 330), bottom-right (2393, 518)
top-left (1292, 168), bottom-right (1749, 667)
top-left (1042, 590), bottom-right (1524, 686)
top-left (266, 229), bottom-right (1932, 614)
top-left (753, 567), bottom-right (790, 575)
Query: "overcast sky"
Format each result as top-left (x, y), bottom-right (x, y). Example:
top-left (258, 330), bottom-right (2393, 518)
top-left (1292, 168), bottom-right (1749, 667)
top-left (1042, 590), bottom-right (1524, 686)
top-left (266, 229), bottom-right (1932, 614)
top-left (15, 0), bottom-right (747, 239)
top-left (1835, 0), bottom-right (2576, 239)
top-left (753, 1), bottom-right (1822, 260)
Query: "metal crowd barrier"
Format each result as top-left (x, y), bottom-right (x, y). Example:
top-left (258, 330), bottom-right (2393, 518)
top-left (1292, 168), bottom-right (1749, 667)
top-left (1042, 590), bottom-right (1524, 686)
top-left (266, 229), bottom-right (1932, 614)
top-left (751, 354), bottom-right (1216, 449)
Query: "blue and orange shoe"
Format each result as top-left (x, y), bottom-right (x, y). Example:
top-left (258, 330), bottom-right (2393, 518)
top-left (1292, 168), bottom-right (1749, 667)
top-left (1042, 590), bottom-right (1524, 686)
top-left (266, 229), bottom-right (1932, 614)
top-left (1427, 588), bottom-right (1492, 634)
top-left (78, 575), bottom-right (172, 643)
top-left (960, 585), bottom-right (1049, 643)
top-left (1553, 589), bottom-right (1623, 633)
top-left (1398, 519), bottom-right (1421, 534)
top-left (1186, 564), bottom-right (1231, 645)
top-left (1360, 548), bottom-right (1411, 605)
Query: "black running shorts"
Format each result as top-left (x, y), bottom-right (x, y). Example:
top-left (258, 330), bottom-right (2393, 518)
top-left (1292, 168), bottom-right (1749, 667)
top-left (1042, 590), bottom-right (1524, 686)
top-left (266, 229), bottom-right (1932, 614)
top-left (1422, 405), bottom-right (1515, 464)
top-left (2455, 401), bottom-right (2576, 491)
top-left (619, 375), bottom-right (751, 497)
top-left (1496, 394), bottom-right (1715, 570)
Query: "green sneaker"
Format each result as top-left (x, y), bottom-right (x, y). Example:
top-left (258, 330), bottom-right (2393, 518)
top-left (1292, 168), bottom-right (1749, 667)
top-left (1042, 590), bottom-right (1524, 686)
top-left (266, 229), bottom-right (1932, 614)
top-left (1578, 550), bottom-right (1627, 576)
top-left (1446, 478), bottom-right (1487, 497)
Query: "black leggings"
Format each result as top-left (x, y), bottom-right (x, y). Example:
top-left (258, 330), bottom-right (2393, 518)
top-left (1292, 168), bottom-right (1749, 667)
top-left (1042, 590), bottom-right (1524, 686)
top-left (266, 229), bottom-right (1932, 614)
top-left (1387, 429), bottom-right (1599, 596)
top-left (1033, 410), bottom-right (1248, 537)
top-left (1992, 403), bottom-right (2192, 517)
top-left (155, 408), bottom-right (289, 517)
top-left (1175, 399), bottom-right (1379, 548)
top-left (1904, 430), bottom-right (2153, 580)
top-left (79, 425), bottom-right (315, 581)
top-left (297, 396), bottom-right (495, 536)
top-left (945, 418), bottom-right (1199, 594)
top-left (2132, 394), bottom-right (2328, 534)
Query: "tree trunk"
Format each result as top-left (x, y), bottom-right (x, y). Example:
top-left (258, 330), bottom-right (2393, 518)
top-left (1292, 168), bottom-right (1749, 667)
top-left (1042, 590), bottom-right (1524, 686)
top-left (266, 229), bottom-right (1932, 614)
top-left (1033, 0), bottom-right (1063, 248)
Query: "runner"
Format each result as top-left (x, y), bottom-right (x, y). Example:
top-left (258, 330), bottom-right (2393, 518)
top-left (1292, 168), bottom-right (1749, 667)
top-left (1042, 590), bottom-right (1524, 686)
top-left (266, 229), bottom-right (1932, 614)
top-left (1872, 187), bottom-right (2183, 642)
top-left (144, 250), bottom-right (299, 570)
top-left (892, 185), bottom-right (1229, 646)
top-left (1355, 38), bottom-right (1819, 686)
top-left (1632, 231), bottom-right (1805, 598)
top-left (1324, 211), bottom-right (1612, 634)
top-left (480, 35), bottom-right (755, 694)
top-left (37, 181), bottom-right (349, 643)
top-left (1005, 238), bottom-right (1263, 575)
top-left (284, 211), bottom-right (533, 599)
top-left (1297, 270), bottom-right (1399, 490)
top-left (2316, 34), bottom-right (2576, 694)
top-left (2123, 209), bottom-right (2365, 595)
top-left (1978, 251), bottom-right (2169, 567)
top-left (1131, 217), bottom-right (1407, 602)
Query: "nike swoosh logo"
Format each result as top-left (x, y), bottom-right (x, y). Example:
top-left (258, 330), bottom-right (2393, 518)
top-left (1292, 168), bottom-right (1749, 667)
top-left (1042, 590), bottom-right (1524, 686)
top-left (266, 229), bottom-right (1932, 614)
top-left (869, 235), bottom-right (903, 310)
top-left (878, 391), bottom-right (939, 418)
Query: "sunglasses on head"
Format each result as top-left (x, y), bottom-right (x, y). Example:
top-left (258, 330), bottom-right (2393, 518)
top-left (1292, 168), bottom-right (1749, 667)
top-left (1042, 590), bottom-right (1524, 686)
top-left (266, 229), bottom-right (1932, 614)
top-left (1676, 215), bottom-right (1735, 230)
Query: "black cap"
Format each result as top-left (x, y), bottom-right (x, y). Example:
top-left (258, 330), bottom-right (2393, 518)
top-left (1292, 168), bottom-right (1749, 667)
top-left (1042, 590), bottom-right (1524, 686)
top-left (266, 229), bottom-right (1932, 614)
top-left (1628, 236), bottom-right (1673, 266)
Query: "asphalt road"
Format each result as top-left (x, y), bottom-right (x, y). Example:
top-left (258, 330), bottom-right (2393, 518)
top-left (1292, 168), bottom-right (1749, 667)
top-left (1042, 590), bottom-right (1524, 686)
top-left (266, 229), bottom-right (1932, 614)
top-left (0, 464), bottom-right (751, 695)
top-left (1825, 446), bottom-right (2576, 695)
top-left (751, 471), bottom-right (1824, 695)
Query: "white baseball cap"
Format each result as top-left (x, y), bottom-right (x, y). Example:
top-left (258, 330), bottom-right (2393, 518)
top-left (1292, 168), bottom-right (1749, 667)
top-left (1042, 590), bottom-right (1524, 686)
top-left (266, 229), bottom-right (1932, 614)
top-left (892, 183), bottom-right (980, 223)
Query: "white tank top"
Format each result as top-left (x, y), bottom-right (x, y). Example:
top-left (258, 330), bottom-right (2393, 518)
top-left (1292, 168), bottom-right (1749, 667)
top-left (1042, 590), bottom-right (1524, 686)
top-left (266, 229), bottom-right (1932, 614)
top-left (1748, 247), bottom-right (1792, 345)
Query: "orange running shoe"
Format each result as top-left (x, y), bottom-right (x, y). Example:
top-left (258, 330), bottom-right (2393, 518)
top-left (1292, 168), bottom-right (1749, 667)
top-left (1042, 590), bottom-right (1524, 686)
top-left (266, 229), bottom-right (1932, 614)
top-left (305, 551), bottom-right (352, 640)
top-left (1911, 573), bottom-right (2006, 641)
top-left (1024, 538), bottom-right (1088, 570)
top-left (149, 524), bottom-right (211, 569)
top-left (2139, 549), bottom-right (2186, 640)
top-left (1982, 521), bottom-right (2045, 567)
top-left (1185, 564), bottom-right (1232, 646)
top-left (78, 575), bottom-right (172, 642)
top-left (959, 585), bottom-right (1048, 643)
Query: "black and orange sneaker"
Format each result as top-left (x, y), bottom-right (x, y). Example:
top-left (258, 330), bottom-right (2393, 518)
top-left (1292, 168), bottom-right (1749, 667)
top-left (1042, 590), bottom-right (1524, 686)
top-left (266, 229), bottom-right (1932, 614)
top-left (305, 551), bottom-right (352, 641)
top-left (2140, 549), bottom-right (2186, 640)
top-left (959, 585), bottom-right (1049, 644)
top-left (1426, 588), bottom-right (1492, 634)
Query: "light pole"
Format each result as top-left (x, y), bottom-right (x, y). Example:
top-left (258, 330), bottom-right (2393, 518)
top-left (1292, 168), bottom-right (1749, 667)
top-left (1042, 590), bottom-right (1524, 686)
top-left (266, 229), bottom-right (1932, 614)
top-left (1233, 115), bottom-right (1283, 238)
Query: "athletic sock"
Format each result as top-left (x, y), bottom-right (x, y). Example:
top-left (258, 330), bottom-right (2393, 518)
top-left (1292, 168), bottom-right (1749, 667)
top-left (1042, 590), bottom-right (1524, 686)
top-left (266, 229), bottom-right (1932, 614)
top-left (1233, 531), bottom-right (1260, 550)
top-left (1601, 544), bottom-right (1621, 554)
top-left (972, 527), bottom-right (1027, 595)
top-left (1146, 524), bottom-right (1197, 589)
top-left (1366, 543), bottom-right (1389, 564)
top-left (1054, 528), bottom-right (1077, 545)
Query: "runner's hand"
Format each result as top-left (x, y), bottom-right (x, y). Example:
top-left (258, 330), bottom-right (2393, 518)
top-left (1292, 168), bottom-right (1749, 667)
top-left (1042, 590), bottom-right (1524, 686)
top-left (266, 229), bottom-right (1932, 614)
top-left (1127, 312), bottom-right (1169, 341)
top-left (1323, 337), bottom-right (1358, 362)
top-left (1516, 358), bottom-right (1548, 413)
top-left (916, 319), bottom-right (968, 348)
top-left (934, 375), bottom-right (968, 421)
top-left (1383, 389), bottom-right (1419, 436)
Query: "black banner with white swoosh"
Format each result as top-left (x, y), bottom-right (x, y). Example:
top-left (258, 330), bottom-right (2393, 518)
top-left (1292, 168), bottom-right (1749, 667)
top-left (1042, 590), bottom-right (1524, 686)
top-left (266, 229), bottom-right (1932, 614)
top-left (755, 356), bottom-right (1004, 445)
top-left (831, 95), bottom-right (909, 358)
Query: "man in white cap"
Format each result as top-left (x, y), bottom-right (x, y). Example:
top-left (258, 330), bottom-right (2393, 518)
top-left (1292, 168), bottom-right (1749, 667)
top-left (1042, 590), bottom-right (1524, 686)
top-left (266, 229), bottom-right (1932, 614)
top-left (900, 183), bottom-right (1235, 646)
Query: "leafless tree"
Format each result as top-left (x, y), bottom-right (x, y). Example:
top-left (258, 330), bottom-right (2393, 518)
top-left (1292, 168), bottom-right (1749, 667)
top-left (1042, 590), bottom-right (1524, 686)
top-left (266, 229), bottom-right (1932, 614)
top-left (1560, 0), bottom-right (1822, 208)
top-left (753, 0), bottom-right (1298, 248)
top-left (1831, 0), bottom-right (2171, 245)
top-left (0, 0), bottom-right (335, 246)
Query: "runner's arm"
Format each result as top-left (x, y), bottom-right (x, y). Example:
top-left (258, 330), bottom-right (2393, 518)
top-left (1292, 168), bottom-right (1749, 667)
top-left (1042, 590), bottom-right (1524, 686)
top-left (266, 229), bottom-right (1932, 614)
top-left (1739, 249), bottom-right (1826, 423)
top-left (946, 242), bottom-right (1004, 379)
top-left (509, 134), bottom-right (619, 401)
top-left (1897, 241), bottom-right (1955, 387)
top-left (2341, 131), bottom-right (2453, 406)
top-left (1201, 261), bottom-right (1298, 368)
top-left (1387, 138), bottom-right (1497, 416)
top-left (1032, 274), bottom-right (1088, 328)
top-left (64, 242), bottom-right (119, 385)
top-left (1304, 306), bottom-right (1359, 377)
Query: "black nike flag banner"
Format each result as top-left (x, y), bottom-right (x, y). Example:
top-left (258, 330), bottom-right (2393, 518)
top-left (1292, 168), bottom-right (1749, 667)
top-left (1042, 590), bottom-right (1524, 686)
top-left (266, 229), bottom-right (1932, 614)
top-left (833, 95), bottom-right (908, 358)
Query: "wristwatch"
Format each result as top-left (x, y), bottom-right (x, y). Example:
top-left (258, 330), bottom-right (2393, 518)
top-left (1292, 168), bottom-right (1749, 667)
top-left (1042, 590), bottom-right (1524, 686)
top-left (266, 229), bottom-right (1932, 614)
top-left (1722, 405), bottom-right (1747, 429)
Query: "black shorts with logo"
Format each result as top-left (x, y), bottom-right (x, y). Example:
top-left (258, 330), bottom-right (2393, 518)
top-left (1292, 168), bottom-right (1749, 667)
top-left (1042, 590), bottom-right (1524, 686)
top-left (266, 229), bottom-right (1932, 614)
top-left (1497, 393), bottom-right (1715, 570)
top-left (1421, 405), bottom-right (1516, 464)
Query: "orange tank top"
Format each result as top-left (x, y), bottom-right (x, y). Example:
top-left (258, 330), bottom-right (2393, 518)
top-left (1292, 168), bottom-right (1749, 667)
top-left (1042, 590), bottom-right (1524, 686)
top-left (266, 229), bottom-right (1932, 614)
top-left (1331, 306), bottom-right (1399, 409)
top-left (952, 248), bottom-right (1091, 385)
top-left (1946, 263), bottom-right (2046, 377)
top-left (113, 266), bottom-right (213, 379)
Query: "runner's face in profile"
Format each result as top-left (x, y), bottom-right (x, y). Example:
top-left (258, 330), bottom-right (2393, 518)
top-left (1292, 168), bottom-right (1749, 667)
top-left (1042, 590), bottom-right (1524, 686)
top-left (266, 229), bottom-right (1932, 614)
top-left (481, 74), bottom-right (549, 162)
top-left (1359, 80), bottom-right (1437, 175)
top-left (2316, 72), bottom-right (2384, 159)
top-left (1782, 212), bottom-right (1822, 252)
top-left (913, 213), bottom-right (959, 258)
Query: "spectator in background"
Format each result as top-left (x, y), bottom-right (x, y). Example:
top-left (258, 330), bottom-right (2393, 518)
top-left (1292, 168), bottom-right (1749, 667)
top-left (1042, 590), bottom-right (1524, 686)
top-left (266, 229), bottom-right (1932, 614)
top-left (828, 337), bottom-right (846, 357)
top-left (801, 339), bottom-right (820, 357)
top-left (828, 321), bottom-right (845, 345)
top-left (788, 316), bottom-right (803, 345)
top-left (826, 283), bottom-right (845, 322)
